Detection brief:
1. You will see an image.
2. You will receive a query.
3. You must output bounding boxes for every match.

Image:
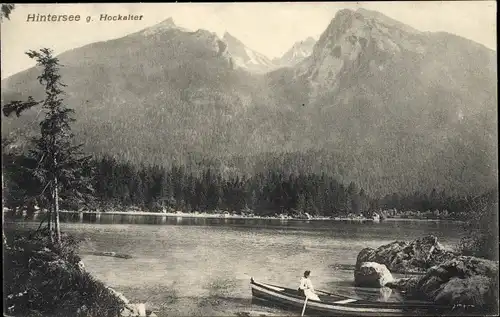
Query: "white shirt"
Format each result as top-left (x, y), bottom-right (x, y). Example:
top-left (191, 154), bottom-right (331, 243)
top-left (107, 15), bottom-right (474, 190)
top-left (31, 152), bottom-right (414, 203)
top-left (299, 277), bottom-right (314, 292)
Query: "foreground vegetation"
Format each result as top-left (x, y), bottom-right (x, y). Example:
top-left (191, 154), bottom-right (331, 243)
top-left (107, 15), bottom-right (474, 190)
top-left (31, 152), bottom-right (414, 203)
top-left (455, 191), bottom-right (498, 261)
top-left (3, 228), bottom-right (125, 317)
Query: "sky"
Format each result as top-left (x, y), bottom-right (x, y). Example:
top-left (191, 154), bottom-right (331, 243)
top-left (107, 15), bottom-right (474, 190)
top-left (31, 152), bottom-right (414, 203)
top-left (1, 2), bottom-right (497, 79)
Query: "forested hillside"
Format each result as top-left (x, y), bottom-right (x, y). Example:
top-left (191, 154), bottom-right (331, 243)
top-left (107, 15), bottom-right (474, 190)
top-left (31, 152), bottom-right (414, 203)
top-left (1, 8), bottom-right (497, 199)
top-left (3, 151), bottom-right (488, 219)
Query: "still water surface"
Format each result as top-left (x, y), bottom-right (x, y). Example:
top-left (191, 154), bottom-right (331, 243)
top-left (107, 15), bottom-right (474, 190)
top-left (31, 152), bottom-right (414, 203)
top-left (11, 215), bottom-right (465, 316)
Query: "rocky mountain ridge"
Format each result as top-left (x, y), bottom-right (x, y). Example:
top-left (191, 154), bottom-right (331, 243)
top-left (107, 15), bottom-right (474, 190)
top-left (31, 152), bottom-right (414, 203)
top-left (273, 36), bottom-right (316, 67)
top-left (222, 31), bottom-right (277, 73)
top-left (1, 8), bottom-right (497, 196)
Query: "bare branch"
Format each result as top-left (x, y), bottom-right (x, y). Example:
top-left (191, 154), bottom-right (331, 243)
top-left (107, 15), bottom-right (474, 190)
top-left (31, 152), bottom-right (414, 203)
top-left (3, 97), bottom-right (42, 117)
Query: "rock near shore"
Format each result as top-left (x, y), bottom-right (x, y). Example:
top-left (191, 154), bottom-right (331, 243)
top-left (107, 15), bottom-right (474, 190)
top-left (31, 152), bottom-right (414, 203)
top-left (108, 287), bottom-right (155, 317)
top-left (354, 236), bottom-right (499, 314)
top-left (419, 256), bottom-right (497, 305)
top-left (121, 303), bottom-right (146, 317)
top-left (108, 287), bottom-right (130, 305)
top-left (354, 262), bottom-right (394, 287)
top-left (386, 255), bottom-right (499, 313)
top-left (355, 235), bottom-right (456, 274)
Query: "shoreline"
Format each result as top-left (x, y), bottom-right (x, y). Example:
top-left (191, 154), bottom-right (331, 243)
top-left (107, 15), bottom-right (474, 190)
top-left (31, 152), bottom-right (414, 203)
top-left (4, 209), bottom-right (463, 222)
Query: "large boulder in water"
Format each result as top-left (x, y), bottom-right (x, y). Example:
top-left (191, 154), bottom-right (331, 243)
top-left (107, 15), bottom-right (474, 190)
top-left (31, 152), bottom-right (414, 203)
top-left (387, 256), bottom-right (499, 313)
top-left (355, 235), bottom-right (456, 274)
top-left (418, 256), bottom-right (498, 306)
top-left (354, 262), bottom-right (394, 288)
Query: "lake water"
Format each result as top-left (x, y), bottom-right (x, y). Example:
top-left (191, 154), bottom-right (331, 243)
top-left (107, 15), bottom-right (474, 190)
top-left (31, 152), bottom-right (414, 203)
top-left (7, 214), bottom-right (466, 316)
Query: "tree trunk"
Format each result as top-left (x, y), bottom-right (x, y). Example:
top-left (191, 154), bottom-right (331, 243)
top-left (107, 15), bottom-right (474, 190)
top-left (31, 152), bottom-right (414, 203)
top-left (2, 170), bottom-right (4, 211)
top-left (47, 208), bottom-right (52, 232)
top-left (48, 191), bottom-right (54, 243)
top-left (54, 175), bottom-right (61, 245)
top-left (2, 170), bottom-right (7, 248)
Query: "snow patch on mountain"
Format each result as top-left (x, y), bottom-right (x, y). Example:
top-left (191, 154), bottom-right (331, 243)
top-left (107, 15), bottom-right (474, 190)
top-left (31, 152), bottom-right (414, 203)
top-left (223, 32), bottom-right (277, 73)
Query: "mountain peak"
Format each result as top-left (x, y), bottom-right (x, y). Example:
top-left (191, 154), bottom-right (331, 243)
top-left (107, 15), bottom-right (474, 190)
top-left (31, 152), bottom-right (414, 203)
top-left (329, 8), bottom-right (420, 35)
top-left (275, 36), bottom-right (317, 67)
top-left (223, 32), bottom-right (244, 46)
top-left (334, 8), bottom-right (355, 18)
top-left (141, 17), bottom-right (182, 35)
top-left (295, 7), bottom-right (430, 97)
top-left (355, 8), bottom-right (420, 34)
top-left (158, 17), bottom-right (176, 27)
top-left (301, 37), bottom-right (316, 47)
top-left (222, 32), bottom-right (275, 73)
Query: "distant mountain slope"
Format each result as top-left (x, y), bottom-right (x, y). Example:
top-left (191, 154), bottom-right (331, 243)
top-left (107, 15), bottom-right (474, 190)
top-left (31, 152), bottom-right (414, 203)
top-left (274, 36), bottom-right (316, 67)
top-left (222, 32), bottom-right (277, 73)
top-left (1, 18), bottom-right (271, 161)
top-left (265, 8), bottom-right (497, 194)
top-left (2, 9), bottom-right (497, 196)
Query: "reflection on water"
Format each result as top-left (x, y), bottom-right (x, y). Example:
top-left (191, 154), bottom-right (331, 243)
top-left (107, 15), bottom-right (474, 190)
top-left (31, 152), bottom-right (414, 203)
top-left (44, 212), bottom-right (463, 236)
top-left (352, 286), bottom-right (403, 302)
top-left (7, 214), bottom-right (464, 316)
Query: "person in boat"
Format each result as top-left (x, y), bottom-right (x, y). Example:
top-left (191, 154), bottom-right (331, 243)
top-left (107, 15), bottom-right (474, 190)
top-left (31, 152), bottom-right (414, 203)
top-left (298, 270), bottom-right (321, 301)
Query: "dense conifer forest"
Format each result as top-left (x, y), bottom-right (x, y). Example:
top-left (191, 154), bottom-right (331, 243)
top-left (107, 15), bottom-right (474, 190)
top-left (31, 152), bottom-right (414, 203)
top-left (3, 149), bottom-right (492, 220)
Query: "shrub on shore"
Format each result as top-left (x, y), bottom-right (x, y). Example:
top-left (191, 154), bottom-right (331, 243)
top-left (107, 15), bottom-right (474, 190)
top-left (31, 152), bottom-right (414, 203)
top-left (3, 228), bottom-right (125, 317)
top-left (455, 191), bottom-right (498, 261)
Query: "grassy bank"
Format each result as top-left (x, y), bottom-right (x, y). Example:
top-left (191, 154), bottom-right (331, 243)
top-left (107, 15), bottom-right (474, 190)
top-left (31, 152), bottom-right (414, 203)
top-left (2, 228), bottom-right (125, 317)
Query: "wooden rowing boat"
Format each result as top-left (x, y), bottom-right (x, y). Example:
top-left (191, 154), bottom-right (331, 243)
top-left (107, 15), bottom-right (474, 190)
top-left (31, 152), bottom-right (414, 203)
top-left (250, 278), bottom-right (448, 316)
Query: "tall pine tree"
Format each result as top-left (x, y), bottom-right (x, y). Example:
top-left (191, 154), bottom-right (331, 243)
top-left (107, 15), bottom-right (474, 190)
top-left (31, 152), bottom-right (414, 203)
top-left (2, 48), bottom-right (94, 244)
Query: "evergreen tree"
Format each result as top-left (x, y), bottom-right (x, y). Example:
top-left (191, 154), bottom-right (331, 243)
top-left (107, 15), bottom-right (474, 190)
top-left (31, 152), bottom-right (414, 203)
top-left (296, 193), bottom-right (306, 213)
top-left (2, 48), bottom-right (94, 244)
top-left (1, 3), bottom-right (15, 21)
top-left (429, 188), bottom-right (438, 210)
top-left (161, 169), bottom-right (175, 209)
top-left (337, 184), bottom-right (349, 215)
top-left (359, 188), bottom-right (369, 215)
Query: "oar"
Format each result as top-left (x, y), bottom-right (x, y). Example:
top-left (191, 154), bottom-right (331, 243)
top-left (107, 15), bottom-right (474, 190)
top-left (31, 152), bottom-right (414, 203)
top-left (316, 289), bottom-right (363, 302)
top-left (316, 289), bottom-right (346, 298)
top-left (301, 297), bottom-right (308, 317)
top-left (316, 289), bottom-right (336, 296)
